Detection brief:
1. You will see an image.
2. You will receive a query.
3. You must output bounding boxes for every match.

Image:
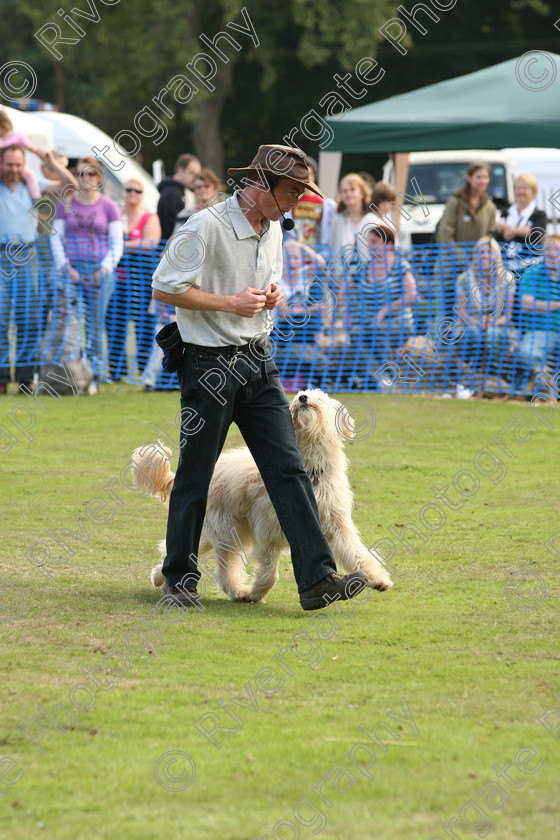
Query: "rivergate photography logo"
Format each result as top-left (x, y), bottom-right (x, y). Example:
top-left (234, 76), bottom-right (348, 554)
top-left (515, 50), bottom-right (557, 91)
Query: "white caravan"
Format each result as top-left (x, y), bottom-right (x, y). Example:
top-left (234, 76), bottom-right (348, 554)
top-left (32, 111), bottom-right (159, 211)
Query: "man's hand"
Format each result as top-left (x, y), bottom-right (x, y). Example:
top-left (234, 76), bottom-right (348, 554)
top-left (33, 147), bottom-right (53, 164)
top-left (264, 283), bottom-right (284, 310)
top-left (35, 149), bottom-right (60, 179)
top-left (232, 287), bottom-right (267, 317)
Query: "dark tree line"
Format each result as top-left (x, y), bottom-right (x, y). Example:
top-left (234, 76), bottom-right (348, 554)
top-left (1, 0), bottom-right (555, 179)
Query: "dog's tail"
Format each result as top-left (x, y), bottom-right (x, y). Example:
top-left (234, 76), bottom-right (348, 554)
top-left (131, 441), bottom-right (175, 505)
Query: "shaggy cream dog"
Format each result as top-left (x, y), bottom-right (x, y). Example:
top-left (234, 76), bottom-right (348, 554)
top-left (132, 389), bottom-right (392, 602)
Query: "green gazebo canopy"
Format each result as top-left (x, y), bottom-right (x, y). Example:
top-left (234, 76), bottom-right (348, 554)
top-left (326, 53), bottom-right (560, 152)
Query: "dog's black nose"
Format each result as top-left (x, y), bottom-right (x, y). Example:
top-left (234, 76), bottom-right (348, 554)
top-left (299, 394), bottom-right (308, 403)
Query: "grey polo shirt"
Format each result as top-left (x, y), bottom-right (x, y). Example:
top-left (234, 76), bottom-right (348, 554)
top-left (152, 192), bottom-right (283, 346)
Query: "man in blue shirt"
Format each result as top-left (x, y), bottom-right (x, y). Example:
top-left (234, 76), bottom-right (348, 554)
top-left (0, 144), bottom-right (76, 392)
top-left (516, 234), bottom-right (560, 387)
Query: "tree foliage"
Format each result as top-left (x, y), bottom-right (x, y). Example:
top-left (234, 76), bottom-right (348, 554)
top-left (5, 0), bottom-right (558, 179)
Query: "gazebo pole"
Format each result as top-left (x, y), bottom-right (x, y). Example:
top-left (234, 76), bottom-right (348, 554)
top-left (392, 152), bottom-right (410, 231)
top-left (318, 151), bottom-right (342, 199)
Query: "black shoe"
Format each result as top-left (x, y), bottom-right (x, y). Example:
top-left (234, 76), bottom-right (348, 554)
top-left (143, 384), bottom-right (155, 392)
top-left (162, 580), bottom-right (202, 607)
top-left (299, 571), bottom-right (368, 611)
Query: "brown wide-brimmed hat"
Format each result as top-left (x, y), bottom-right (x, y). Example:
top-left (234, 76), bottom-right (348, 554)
top-left (227, 144), bottom-right (323, 197)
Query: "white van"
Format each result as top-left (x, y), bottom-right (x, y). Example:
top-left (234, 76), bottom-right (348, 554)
top-left (382, 150), bottom-right (517, 249)
top-left (383, 148), bottom-right (560, 250)
top-left (32, 111), bottom-right (159, 211)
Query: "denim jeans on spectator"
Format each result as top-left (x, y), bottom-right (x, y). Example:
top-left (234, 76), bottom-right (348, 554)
top-left (517, 329), bottom-right (560, 373)
top-left (457, 323), bottom-right (509, 371)
top-left (343, 324), bottom-right (412, 384)
top-left (0, 245), bottom-right (40, 385)
top-left (70, 261), bottom-right (115, 380)
top-left (106, 254), bottom-right (156, 381)
top-left (162, 343), bottom-right (337, 592)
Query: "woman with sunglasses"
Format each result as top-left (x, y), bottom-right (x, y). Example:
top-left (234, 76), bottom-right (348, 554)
top-left (106, 179), bottom-right (161, 381)
top-left (173, 167), bottom-right (225, 230)
top-left (51, 156), bottom-right (123, 388)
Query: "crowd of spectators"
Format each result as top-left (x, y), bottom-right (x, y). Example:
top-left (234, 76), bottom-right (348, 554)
top-left (271, 156), bottom-right (559, 395)
top-left (0, 125), bottom-right (558, 397)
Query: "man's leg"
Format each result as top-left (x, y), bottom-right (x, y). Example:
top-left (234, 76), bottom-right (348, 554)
top-left (162, 346), bottom-right (237, 587)
top-left (14, 251), bottom-right (40, 385)
top-left (0, 258), bottom-right (13, 384)
top-left (233, 367), bottom-right (337, 593)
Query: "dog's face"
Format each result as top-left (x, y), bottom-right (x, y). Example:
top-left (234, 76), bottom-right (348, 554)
top-left (290, 389), bottom-right (355, 444)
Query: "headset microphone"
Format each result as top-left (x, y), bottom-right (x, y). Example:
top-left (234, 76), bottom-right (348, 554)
top-left (269, 185), bottom-right (295, 231)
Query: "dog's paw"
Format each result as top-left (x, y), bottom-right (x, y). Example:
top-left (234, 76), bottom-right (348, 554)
top-left (363, 569), bottom-right (393, 591)
top-left (372, 578), bottom-right (393, 591)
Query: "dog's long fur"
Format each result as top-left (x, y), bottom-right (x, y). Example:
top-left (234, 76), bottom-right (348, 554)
top-left (132, 390), bottom-right (392, 602)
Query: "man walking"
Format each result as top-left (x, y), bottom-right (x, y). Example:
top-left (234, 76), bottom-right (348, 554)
top-left (151, 144), bottom-right (367, 611)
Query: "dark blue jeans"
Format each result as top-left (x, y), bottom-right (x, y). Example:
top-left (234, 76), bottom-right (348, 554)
top-left (162, 342), bottom-right (337, 593)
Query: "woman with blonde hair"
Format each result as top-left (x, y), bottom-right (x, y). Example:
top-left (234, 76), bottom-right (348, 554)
top-left (454, 236), bottom-right (515, 382)
top-left (496, 173), bottom-right (547, 271)
top-left (329, 173), bottom-right (379, 273)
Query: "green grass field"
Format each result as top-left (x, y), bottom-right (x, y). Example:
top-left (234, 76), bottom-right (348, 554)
top-left (1, 386), bottom-right (559, 840)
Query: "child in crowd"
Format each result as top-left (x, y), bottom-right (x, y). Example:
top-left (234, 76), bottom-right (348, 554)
top-left (0, 108), bottom-right (42, 199)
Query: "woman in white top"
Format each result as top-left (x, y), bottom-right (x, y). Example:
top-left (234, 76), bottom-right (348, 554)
top-left (329, 173), bottom-right (379, 276)
top-left (495, 173), bottom-right (547, 273)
